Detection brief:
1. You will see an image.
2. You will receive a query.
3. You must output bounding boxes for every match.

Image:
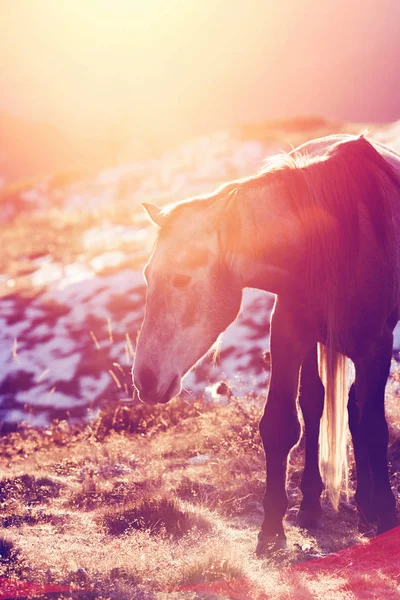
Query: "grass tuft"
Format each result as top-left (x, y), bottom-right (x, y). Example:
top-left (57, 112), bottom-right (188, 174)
top-left (0, 474), bottom-right (62, 504)
top-left (0, 537), bottom-right (16, 562)
top-left (103, 495), bottom-right (210, 538)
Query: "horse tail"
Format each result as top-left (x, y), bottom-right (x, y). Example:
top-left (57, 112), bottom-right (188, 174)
top-left (317, 343), bottom-right (350, 509)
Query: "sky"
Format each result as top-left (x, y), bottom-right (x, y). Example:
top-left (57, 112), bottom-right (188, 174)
top-left (1, 0), bottom-right (400, 143)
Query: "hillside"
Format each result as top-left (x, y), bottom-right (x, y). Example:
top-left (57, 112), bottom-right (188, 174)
top-left (1, 118), bottom-right (400, 598)
top-left (2, 117), bottom-right (396, 430)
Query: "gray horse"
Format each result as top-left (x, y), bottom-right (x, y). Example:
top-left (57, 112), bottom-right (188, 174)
top-left (133, 134), bottom-right (400, 553)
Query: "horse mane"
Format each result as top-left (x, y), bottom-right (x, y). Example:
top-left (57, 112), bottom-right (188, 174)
top-left (269, 135), bottom-right (399, 262)
top-left (239, 136), bottom-right (400, 333)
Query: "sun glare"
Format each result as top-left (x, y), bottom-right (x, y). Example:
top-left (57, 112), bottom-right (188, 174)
top-left (2, 1), bottom-right (207, 130)
top-left (1, 0), bottom-right (276, 151)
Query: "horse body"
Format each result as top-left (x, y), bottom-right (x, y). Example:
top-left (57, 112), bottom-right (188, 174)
top-left (133, 134), bottom-right (400, 553)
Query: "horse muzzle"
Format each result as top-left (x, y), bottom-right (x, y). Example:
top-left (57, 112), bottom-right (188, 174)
top-left (133, 367), bottom-right (181, 404)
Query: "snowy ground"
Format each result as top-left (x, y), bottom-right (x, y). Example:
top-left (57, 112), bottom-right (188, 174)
top-left (1, 124), bottom-right (400, 427)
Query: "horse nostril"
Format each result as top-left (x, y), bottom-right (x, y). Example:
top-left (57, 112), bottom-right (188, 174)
top-left (137, 367), bottom-right (158, 394)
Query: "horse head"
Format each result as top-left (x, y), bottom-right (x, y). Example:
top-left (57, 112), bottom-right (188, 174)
top-left (133, 190), bottom-right (243, 404)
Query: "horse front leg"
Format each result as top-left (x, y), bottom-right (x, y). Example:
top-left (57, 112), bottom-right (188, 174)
top-left (352, 333), bottom-right (398, 533)
top-left (257, 301), bottom-right (313, 555)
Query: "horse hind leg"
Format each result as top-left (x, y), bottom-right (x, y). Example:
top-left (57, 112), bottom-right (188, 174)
top-left (297, 345), bottom-right (325, 528)
top-left (348, 382), bottom-right (376, 527)
top-left (351, 333), bottom-right (398, 533)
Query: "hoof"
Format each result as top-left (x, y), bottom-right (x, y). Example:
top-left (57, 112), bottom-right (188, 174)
top-left (256, 533), bottom-right (286, 556)
top-left (297, 508), bottom-right (321, 530)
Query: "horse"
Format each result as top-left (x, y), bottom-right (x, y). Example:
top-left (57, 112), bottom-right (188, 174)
top-left (133, 133), bottom-right (400, 554)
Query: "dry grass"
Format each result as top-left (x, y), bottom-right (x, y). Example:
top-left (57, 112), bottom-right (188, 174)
top-left (0, 383), bottom-right (399, 599)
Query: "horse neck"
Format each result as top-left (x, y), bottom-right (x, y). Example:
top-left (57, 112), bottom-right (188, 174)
top-left (230, 182), bottom-right (304, 295)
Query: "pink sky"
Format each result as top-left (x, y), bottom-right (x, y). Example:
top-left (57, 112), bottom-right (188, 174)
top-left (1, 1), bottom-right (400, 140)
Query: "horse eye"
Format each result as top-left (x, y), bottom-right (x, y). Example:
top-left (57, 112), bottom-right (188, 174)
top-left (172, 274), bottom-right (191, 288)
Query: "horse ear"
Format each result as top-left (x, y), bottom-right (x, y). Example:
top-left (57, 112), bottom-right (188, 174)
top-left (142, 203), bottom-right (165, 227)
